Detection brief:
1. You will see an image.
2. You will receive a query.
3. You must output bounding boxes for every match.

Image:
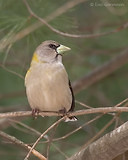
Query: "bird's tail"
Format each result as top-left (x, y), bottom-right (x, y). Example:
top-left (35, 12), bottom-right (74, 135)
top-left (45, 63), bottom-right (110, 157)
top-left (64, 116), bottom-right (77, 122)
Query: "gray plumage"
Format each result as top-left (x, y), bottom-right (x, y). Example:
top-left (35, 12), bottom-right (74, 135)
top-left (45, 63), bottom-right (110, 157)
top-left (25, 40), bottom-right (77, 121)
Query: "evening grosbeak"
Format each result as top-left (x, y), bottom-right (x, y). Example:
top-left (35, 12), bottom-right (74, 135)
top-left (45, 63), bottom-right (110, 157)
top-left (25, 40), bottom-right (77, 122)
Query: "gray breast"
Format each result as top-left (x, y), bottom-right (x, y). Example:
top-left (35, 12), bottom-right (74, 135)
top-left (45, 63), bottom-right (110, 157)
top-left (25, 63), bottom-right (72, 112)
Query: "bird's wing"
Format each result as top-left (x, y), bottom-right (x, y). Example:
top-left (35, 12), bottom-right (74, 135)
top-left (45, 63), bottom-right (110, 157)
top-left (68, 80), bottom-right (75, 112)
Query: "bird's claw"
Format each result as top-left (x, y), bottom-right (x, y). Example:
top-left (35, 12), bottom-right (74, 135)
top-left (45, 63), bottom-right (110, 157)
top-left (32, 108), bottom-right (40, 119)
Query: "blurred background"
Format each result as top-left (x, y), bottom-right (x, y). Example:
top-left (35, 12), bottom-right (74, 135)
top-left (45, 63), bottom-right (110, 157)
top-left (0, 0), bottom-right (128, 159)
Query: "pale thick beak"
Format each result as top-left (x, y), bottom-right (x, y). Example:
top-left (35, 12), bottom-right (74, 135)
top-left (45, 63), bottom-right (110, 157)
top-left (57, 44), bottom-right (71, 54)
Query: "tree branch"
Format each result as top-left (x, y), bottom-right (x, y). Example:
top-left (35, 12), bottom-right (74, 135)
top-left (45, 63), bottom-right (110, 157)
top-left (23, 0), bottom-right (128, 39)
top-left (0, 131), bottom-right (47, 160)
top-left (24, 117), bottom-right (65, 159)
top-left (0, 107), bottom-right (128, 119)
top-left (68, 121), bottom-right (128, 160)
top-left (0, 0), bottom-right (86, 50)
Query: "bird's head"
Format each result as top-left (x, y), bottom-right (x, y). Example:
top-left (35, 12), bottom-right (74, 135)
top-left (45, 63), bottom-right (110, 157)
top-left (32, 40), bottom-right (71, 63)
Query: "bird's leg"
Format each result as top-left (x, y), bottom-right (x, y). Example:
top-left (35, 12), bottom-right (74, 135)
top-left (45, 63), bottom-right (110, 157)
top-left (59, 107), bottom-right (67, 117)
top-left (32, 108), bottom-right (40, 119)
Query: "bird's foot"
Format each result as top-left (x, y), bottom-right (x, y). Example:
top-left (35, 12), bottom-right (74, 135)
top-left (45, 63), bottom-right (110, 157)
top-left (32, 108), bottom-right (40, 119)
top-left (59, 107), bottom-right (67, 116)
top-left (59, 107), bottom-right (69, 121)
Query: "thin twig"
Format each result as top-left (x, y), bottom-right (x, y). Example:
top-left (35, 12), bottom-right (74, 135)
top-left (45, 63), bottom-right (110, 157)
top-left (75, 100), bottom-right (92, 109)
top-left (46, 122), bottom-right (59, 160)
top-left (80, 116), bottom-right (116, 151)
top-left (1, 0), bottom-right (128, 51)
top-left (23, 0), bottom-right (128, 39)
top-left (24, 117), bottom-right (65, 159)
top-left (0, 64), bottom-right (24, 79)
top-left (112, 95), bottom-right (128, 129)
top-left (53, 115), bottom-right (103, 141)
top-left (114, 98), bottom-right (128, 108)
top-left (8, 119), bottom-right (41, 136)
top-left (0, 0), bottom-right (86, 51)
top-left (10, 119), bottom-right (68, 158)
top-left (68, 119), bottom-right (128, 160)
top-left (77, 98), bottom-right (128, 152)
top-left (9, 122), bottom-right (33, 135)
top-left (76, 100), bottom-right (115, 116)
top-left (51, 143), bottom-right (69, 159)
top-left (0, 131), bottom-right (47, 160)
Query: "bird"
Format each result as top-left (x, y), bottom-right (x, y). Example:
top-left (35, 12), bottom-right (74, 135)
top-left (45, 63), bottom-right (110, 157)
top-left (25, 40), bottom-right (77, 122)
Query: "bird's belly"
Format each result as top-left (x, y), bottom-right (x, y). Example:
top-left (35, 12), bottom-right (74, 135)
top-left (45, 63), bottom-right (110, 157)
top-left (26, 69), bottom-right (72, 112)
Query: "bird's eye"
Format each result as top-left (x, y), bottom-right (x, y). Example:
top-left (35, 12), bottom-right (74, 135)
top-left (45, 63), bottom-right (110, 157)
top-left (49, 44), bottom-right (57, 50)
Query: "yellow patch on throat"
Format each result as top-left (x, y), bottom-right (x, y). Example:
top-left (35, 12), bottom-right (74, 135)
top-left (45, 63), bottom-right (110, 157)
top-left (31, 53), bottom-right (47, 64)
top-left (32, 53), bottom-right (39, 62)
